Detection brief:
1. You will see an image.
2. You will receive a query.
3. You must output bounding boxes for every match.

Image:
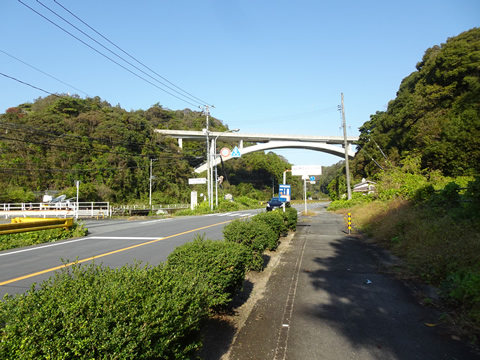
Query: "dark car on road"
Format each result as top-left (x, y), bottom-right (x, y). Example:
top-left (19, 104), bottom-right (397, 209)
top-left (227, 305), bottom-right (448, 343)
top-left (266, 197), bottom-right (289, 211)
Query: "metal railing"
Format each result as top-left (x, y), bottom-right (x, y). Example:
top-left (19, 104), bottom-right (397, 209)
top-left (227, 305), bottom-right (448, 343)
top-left (0, 202), bottom-right (110, 219)
top-left (0, 218), bottom-right (74, 235)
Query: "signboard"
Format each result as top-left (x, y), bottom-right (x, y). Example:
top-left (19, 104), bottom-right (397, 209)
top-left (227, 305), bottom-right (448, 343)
top-left (188, 178), bottom-right (207, 185)
top-left (279, 184), bottom-right (291, 202)
top-left (220, 147), bottom-right (231, 158)
top-left (292, 165), bottom-right (322, 176)
top-left (231, 146), bottom-right (241, 158)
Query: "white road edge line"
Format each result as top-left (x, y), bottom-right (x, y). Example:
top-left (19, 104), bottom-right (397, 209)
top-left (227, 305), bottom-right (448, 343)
top-left (0, 236), bottom-right (164, 257)
top-left (0, 237), bottom-right (92, 257)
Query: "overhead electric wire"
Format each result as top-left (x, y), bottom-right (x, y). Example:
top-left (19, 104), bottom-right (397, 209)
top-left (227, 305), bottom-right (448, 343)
top-left (35, 0), bottom-right (207, 107)
top-left (0, 121), bottom-right (205, 156)
top-left (0, 72), bottom-right (62, 98)
top-left (0, 157), bottom-right (193, 174)
top-left (17, 0), bottom-right (201, 108)
top-left (0, 133), bottom-right (198, 160)
top-left (0, 49), bottom-right (88, 96)
top-left (52, 0), bottom-right (211, 106)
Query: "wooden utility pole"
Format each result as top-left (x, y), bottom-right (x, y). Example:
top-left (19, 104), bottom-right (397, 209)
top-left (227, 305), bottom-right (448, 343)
top-left (341, 93), bottom-right (352, 200)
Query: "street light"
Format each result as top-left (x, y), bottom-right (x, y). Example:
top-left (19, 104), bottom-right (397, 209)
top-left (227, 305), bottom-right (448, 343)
top-left (74, 180), bottom-right (80, 220)
top-left (214, 129), bottom-right (240, 208)
top-left (149, 158), bottom-right (158, 207)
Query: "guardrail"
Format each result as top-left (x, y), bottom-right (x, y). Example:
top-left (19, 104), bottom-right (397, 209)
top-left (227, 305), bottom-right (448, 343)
top-left (0, 218), bottom-right (74, 235)
top-left (0, 202), bottom-right (110, 219)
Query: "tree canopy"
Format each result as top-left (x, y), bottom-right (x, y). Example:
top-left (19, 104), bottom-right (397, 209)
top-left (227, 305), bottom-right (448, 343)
top-left (353, 28), bottom-right (480, 178)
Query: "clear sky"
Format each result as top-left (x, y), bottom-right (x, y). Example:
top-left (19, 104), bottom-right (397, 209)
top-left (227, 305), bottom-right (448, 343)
top-left (1, 0), bottom-right (478, 167)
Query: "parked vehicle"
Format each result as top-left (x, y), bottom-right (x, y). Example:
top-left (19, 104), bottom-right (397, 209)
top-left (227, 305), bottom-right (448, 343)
top-left (266, 197), bottom-right (289, 211)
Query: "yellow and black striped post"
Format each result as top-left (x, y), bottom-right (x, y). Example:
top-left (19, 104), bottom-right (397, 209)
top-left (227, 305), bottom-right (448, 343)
top-left (347, 212), bottom-right (352, 234)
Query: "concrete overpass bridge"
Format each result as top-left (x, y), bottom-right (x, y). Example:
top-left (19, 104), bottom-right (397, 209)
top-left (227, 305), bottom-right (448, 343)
top-left (155, 129), bottom-right (358, 173)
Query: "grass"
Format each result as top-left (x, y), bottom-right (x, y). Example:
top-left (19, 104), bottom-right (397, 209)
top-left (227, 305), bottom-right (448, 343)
top-left (0, 222), bottom-right (88, 251)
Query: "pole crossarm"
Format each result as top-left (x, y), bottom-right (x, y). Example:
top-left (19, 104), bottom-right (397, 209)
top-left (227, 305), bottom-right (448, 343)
top-left (154, 130), bottom-right (358, 174)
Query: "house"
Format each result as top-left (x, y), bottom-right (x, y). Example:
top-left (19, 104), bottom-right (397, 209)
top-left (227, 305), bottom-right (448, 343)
top-left (353, 178), bottom-right (376, 194)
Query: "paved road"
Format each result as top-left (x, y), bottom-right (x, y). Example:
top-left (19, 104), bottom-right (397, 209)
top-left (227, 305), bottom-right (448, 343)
top-left (228, 204), bottom-right (478, 360)
top-left (0, 209), bottom-right (261, 299)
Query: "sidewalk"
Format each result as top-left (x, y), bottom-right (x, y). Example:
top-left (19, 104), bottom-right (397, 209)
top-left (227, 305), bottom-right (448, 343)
top-left (227, 204), bottom-right (479, 360)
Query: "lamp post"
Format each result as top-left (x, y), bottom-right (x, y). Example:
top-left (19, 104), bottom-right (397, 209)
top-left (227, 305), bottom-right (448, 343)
top-left (75, 180), bottom-right (80, 220)
top-left (149, 158), bottom-right (158, 207)
top-left (214, 129), bottom-right (240, 208)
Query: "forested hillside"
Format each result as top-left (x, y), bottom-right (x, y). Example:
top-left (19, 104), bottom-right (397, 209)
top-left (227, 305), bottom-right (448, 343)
top-left (352, 27), bottom-right (480, 178)
top-left (0, 96), bottom-right (293, 204)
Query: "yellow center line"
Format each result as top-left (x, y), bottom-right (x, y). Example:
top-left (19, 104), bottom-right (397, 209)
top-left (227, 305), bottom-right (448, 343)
top-left (0, 218), bottom-right (237, 286)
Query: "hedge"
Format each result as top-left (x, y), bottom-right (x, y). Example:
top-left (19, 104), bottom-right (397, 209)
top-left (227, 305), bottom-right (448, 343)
top-left (165, 236), bottom-right (250, 308)
top-left (252, 211), bottom-right (287, 238)
top-left (0, 262), bottom-right (209, 359)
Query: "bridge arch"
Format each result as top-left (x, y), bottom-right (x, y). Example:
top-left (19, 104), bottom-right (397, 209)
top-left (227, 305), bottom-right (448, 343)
top-left (154, 130), bottom-right (358, 174)
top-left (194, 140), bottom-right (355, 173)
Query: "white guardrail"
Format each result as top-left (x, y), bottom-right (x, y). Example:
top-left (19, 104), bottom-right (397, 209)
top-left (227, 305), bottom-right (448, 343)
top-left (0, 202), bottom-right (111, 219)
top-left (0, 203), bottom-right (189, 219)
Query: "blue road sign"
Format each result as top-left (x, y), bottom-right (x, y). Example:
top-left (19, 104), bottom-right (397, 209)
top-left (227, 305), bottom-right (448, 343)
top-left (279, 184), bottom-right (291, 202)
top-left (231, 146), bottom-right (241, 158)
top-left (310, 176), bottom-right (315, 181)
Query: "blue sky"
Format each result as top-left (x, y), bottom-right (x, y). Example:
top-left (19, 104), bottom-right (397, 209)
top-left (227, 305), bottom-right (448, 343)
top-left (1, 0), bottom-right (478, 167)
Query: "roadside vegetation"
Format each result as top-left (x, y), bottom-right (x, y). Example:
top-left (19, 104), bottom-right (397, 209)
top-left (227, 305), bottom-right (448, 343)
top-left (329, 168), bottom-right (480, 339)
top-left (0, 209), bottom-right (297, 359)
top-left (321, 28), bottom-right (480, 341)
top-left (0, 221), bottom-right (88, 251)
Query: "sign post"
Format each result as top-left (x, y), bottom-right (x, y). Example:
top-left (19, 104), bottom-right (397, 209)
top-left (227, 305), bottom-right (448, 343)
top-left (292, 166), bottom-right (322, 214)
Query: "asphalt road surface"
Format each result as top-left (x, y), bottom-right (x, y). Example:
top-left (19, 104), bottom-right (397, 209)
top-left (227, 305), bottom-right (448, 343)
top-left (0, 209), bottom-right (263, 299)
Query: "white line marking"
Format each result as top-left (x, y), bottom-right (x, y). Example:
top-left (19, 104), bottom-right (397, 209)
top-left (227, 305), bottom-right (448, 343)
top-left (88, 236), bottom-right (162, 240)
top-left (0, 237), bottom-right (92, 257)
top-left (139, 219), bottom-right (172, 224)
top-left (0, 236), bottom-right (164, 257)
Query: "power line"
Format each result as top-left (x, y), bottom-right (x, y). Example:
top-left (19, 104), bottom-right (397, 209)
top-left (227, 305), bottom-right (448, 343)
top-left (17, 0), bottom-right (201, 108)
top-left (35, 0), bottom-right (208, 107)
top-left (0, 72), bottom-right (62, 98)
top-left (52, 0), bottom-right (211, 106)
top-left (0, 49), bottom-right (89, 96)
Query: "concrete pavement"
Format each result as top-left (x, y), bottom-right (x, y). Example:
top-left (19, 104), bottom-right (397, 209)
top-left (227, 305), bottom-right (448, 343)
top-left (227, 204), bottom-right (478, 360)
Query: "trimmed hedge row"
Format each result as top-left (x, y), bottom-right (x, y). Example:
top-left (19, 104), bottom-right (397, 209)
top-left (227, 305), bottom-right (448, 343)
top-left (0, 209), bottom-right (298, 359)
top-left (0, 262), bottom-right (209, 359)
top-left (165, 235), bottom-right (250, 308)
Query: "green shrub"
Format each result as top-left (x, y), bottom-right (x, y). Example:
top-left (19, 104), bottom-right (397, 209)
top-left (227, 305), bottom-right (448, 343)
top-left (0, 262), bottom-right (209, 359)
top-left (166, 235), bottom-right (250, 308)
top-left (218, 200), bottom-right (241, 212)
top-left (0, 221), bottom-right (88, 251)
top-left (252, 211), bottom-right (286, 237)
top-left (222, 219), bottom-right (277, 271)
top-left (284, 207), bottom-right (298, 231)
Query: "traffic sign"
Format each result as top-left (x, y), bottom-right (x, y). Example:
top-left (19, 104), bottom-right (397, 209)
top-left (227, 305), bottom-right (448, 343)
top-left (220, 147), bottom-right (231, 158)
top-left (188, 178), bottom-right (207, 185)
top-left (231, 146), bottom-right (241, 158)
top-left (292, 165), bottom-right (322, 176)
top-left (310, 176), bottom-right (315, 181)
top-left (279, 184), bottom-right (291, 202)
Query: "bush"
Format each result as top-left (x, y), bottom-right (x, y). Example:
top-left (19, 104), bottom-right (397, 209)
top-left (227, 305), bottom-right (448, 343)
top-left (0, 262), bottom-right (210, 359)
top-left (166, 235), bottom-right (250, 308)
top-left (0, 221), bottom-right (88, 251)
top-left (284, 207), bottom-right (298, 231)
top-left (252, 211), bottom-right (287, 238)
top-left (222, 219), bottom-right (278, 271)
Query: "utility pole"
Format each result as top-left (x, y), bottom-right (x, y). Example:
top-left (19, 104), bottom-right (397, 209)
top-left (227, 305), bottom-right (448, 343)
top-left (341, 93), bottom-right (352, 200)
top-left (149, 158), bottom-right (157, 207)
top-left (202, 105), bottom-right (213, 210)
